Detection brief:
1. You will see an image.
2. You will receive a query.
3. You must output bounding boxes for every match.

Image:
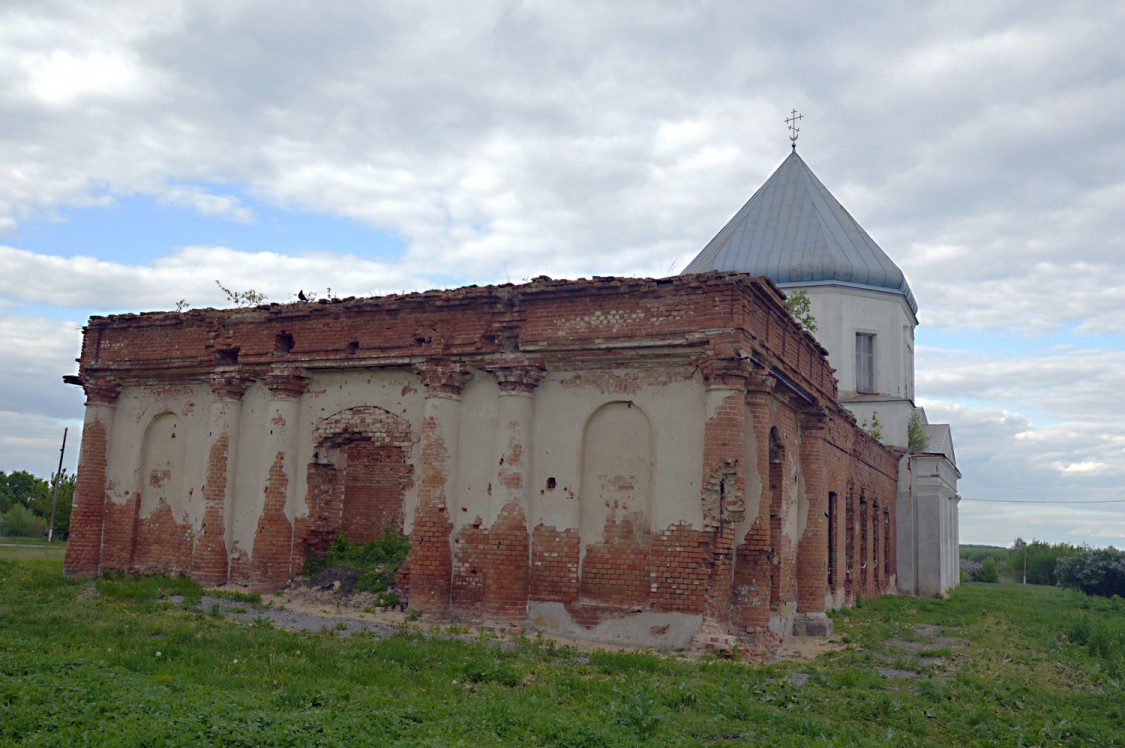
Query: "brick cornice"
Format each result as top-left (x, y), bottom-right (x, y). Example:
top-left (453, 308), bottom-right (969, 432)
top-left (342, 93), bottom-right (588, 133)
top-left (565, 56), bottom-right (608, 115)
top-left (744, 368), bottom-right (776, 396)
top-left (487, 359), bottom-right (547, 394)
top-left (799, 406), bottom-right (830, 434)
top-left (210, 368), bottom-right (254, 401)
top-left (83, 376), bottom-right (121, 405)
top-left (415, 359), bottom-right (472, 398)
top-left (699, 356), bottom-right (750, 390)
top-left (264, 367), bottom-right (310, 399)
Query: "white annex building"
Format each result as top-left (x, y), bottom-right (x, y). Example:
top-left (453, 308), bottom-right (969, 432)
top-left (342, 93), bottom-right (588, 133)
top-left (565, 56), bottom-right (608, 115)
top-left (682, 141), bottom-right (961, 596)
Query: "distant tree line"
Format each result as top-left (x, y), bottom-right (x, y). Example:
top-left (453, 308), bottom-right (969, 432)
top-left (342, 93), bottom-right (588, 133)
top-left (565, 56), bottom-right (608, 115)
top-left (961, 539), bottom-right (1124, 598)
top-left (0, 470), bottom-right (74, 539)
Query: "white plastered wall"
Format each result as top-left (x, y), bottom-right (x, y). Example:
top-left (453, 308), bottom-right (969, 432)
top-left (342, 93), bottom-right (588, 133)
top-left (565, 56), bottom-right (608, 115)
top-left (528, 366), bottom-right (706, 539)
top-left (794, 286), bottom-right (916, 402)
top-left (104, 384), bottom-right (211, 531)
top-left (896, 452), bottom-right (961, 596)
top-left (784, 285), bottom-right (917, 448)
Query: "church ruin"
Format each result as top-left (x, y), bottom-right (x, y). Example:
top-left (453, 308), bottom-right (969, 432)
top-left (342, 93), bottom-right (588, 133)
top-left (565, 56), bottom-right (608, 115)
top-left (63, 146), bottom-right (957, 653)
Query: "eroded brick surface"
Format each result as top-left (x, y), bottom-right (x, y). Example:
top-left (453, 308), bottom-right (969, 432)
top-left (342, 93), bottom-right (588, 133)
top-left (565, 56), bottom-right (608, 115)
top-left (98, 493), bottom-right (139, 572)
top-left (63, 417), bottom-right (110, 576)
top-left (250, 452), bottom-right (294, 590)
top-left (409, 411), bottom-right (456, 612)
top-left (193, 432), bottom-right (230, 585)
top-left (530, 524), bottom-right (579, 602)
top-left (67, 273), bottom-right (901, 650)
top-left (580, 511), bottom-right (652, 605)
top-left (451, 523), bottom-right (488, 613)
top-left (483, 502), bottom-right (531, 621)
top-left (134, 502), bottom-right (194, 575)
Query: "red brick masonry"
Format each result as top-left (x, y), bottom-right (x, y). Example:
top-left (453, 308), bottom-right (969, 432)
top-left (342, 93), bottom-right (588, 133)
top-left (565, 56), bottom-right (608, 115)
top-left (64, 273), bottom-right (898, 650)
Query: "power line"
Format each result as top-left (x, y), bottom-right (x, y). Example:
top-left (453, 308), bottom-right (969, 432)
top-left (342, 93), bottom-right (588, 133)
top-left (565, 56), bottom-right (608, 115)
top-left (958, 499), bottom-right (1125, 503)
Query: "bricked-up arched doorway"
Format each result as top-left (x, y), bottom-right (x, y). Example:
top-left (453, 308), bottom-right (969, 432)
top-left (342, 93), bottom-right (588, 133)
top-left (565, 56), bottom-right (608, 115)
top-left (303, 406), bottom-right (415, 557)
top-left (578, 401), bottom-right (654, 605)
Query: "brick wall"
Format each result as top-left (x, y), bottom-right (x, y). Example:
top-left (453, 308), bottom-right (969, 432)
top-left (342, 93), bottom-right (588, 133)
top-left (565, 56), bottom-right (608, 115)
top-left (63, 415), bottom-right (110, 576)
top-left (68, 272), bottom-right (900, 648)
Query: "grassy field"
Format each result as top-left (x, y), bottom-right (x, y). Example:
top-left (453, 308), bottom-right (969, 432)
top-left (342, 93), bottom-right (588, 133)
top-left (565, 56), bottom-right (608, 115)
top-left (1, 558), bottom-right (1121, 747)
top-left (0, 537), bottom-right (67, 561)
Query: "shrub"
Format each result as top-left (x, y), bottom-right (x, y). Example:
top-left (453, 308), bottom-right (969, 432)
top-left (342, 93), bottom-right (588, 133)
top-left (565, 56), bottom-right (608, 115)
top-left (1008, 539), bottom-right (1082, 585)
top-left (907, 411), bottom-right (928, 451)
top-left (979, 557), bottom-right (999, 583)
top-left (784, 289), bottom-right (817, 333)
top-left (0, 505), bottom-right (44, 537)
top-left (308, 530), bottom-right (410, 598)
top-left (1055, 547), bottom-right (1125, 598)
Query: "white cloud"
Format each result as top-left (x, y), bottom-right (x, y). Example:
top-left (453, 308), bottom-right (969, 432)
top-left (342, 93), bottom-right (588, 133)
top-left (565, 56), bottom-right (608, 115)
top-left (0, 410), bottom-right (81, 477)
top-left (1058, 461), bottom-right (1109, 476)
top-left (158, 187), bottom-right (254, 223)
top-left (22, 49), bottom-right (147, 105)
top-left (0, 1), bottom-right (1119, 313)
top-left (0, 244), bottom-right (432, 312)
top-left (0, 315), bottom-right (85, 475)
top-left (0, 0), bottom-right (1123, 548)
top-left (918, 350), bottom-right (1125, 547)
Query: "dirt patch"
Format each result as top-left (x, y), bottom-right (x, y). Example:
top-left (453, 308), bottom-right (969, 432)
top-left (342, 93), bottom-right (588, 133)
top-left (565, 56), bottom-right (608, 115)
top-left (198, 594), bottom-right (406, 638)
top-left (877, 667), bottom-right (920, 680)
top-left (869, 623), bottom-right (968, 680)
top-left (780, 635), bottom-right (848, 662)
top-left (199, 577), bottom-right (857, 663)
top-left (200, 573), bottom-right (413, 638)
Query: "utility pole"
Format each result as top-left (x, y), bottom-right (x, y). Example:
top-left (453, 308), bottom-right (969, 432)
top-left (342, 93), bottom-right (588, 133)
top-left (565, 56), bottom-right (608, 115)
top-left (46, 428), bottom-right (67, 543)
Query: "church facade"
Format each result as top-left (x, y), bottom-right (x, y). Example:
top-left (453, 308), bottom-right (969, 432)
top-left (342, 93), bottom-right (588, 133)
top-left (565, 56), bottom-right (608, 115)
top-left (64, 272), bottom-right (899, 653)
top-left (63, 145), bottom-right (957, 652)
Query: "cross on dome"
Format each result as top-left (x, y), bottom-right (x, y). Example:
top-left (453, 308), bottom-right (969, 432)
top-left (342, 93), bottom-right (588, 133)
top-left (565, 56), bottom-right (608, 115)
top-left (786, 109), bottom-right (803, 151)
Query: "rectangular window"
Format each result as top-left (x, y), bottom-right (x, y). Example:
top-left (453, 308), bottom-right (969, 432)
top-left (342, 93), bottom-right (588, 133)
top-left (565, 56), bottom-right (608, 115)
top-left (855, 333), bottom-right (874, 393)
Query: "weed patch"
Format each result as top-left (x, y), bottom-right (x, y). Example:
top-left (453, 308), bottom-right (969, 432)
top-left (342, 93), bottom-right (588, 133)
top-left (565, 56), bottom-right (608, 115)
top-left (303, 530), bottom-right (409, 603)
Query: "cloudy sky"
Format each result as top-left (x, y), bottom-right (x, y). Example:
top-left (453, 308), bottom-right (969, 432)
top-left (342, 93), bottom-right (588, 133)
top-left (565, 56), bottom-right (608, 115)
top-left (2, 0), bottom-right (1123, 548)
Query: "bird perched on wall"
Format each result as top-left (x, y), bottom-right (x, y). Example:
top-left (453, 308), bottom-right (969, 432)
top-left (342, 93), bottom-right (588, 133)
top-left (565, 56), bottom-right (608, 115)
top-left (298, 290), bottom-right (308, 302)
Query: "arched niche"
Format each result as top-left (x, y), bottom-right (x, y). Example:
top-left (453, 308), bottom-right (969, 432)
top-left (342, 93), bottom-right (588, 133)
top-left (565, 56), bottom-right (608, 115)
top-left (132, 411), bottom-right (191, 572)
top-left (578, 401), bottom-right (654, 603)
top-left (139, 412), bottom-right (186, 518)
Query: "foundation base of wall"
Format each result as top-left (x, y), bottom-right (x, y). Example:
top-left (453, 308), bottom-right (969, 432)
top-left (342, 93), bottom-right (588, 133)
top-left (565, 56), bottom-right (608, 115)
top-left (768, 604), bottom-right (797, 638)
top-left (694, 626), bottom-right (786, 660)
top-left (528, 601), bottom-right (700, 650)
top-left (792, 611), bottom-right (833, 637)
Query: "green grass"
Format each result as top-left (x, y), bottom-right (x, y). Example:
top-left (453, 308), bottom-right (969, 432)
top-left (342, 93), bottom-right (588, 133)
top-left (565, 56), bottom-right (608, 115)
top-left (1, 561), bottom-right (1121, 746)
top-left (0, 537), bottom-right (66, 561)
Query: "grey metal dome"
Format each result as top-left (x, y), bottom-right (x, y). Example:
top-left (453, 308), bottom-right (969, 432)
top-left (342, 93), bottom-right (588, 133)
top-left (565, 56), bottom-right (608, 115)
top-left (682, 151), bottom-right (917, 314)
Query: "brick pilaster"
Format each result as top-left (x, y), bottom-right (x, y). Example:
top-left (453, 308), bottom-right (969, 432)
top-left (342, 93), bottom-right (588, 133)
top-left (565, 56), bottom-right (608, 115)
top-left (192, 369), bottom-right (252, 586)
top-left (696, 355), bottom-right (750, 636)
top-left (483, 360), bottom-right (544, 622)
top-left (796, 407), bottom-right (830, 614)
top-left (63, 377), bottom-right (120, 577)
top-left (249, 367), bottom-right (308, 589)
top-left (408, 360), bottom-right (470, 612)
top-left (732, 369), bottom-right (775, 630)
